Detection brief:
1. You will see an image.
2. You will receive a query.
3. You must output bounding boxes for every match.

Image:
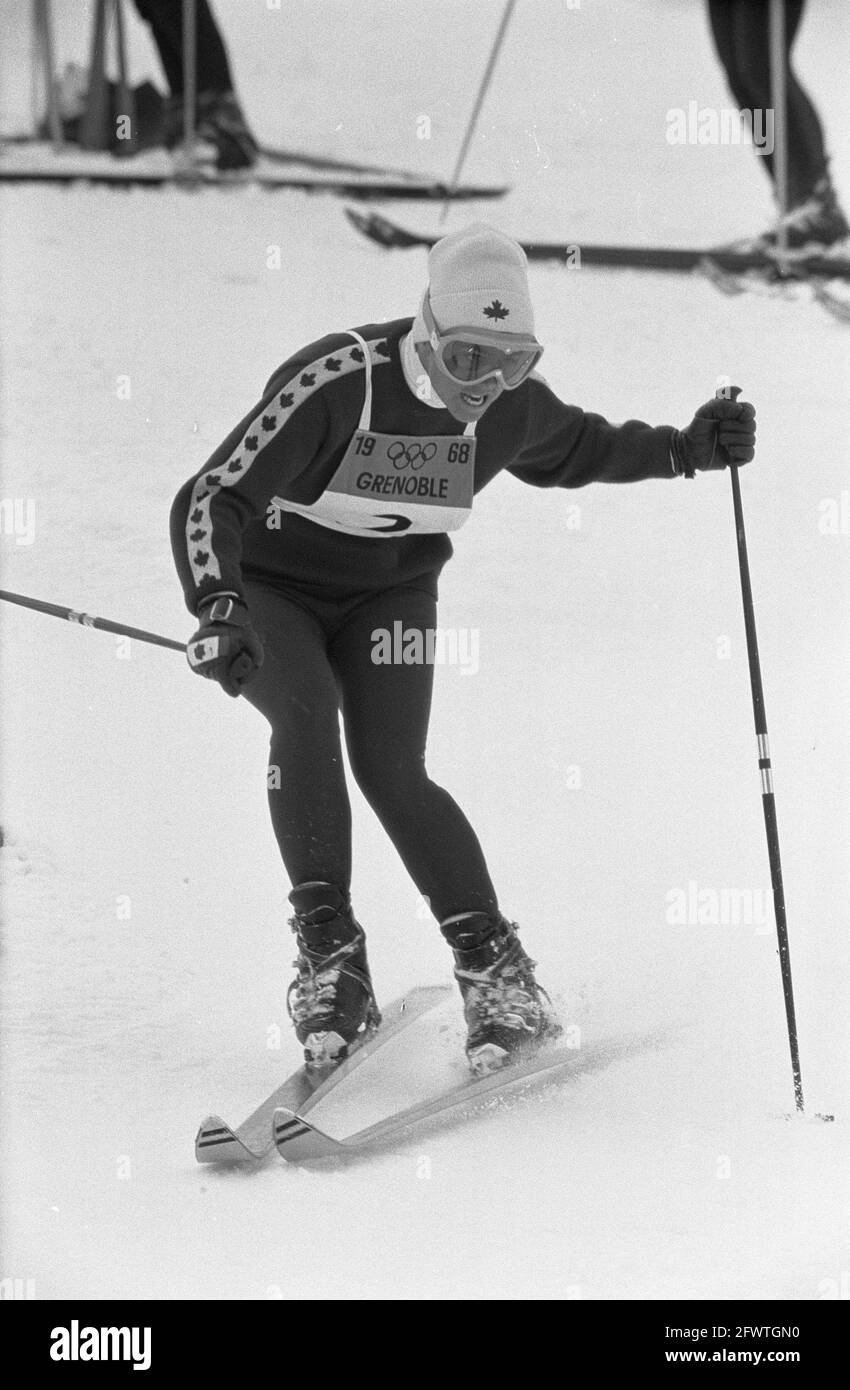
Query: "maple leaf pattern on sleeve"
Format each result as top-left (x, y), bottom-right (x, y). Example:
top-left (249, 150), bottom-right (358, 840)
top-left (185, 339), bottom-right (389, 591)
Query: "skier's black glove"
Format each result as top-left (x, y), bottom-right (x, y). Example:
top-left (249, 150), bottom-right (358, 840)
top-left (186, 593), bottom-right (264, 697)
top-left (671, 386), bottom-right (756, 477)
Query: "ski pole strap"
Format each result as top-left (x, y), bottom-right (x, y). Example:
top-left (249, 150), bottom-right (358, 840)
top-left (0, 589), bottom-right (186, 653)
top-left (669, 429), bottom-right (696, 478)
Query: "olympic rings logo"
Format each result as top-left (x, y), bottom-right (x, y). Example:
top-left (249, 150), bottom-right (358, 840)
top-left (387, 440), bottom-right (438, 470)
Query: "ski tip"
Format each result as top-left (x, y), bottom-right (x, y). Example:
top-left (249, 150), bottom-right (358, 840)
top-left (344, 207), bottom-right (390, 243)
top-left (272, 1106), bottom-right (345, 1162)
top-left (195, 1115), bottom-right (258, 1165)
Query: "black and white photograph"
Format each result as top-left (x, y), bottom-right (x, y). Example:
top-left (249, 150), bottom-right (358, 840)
top-left (1, 0), bottom-right (848, 1332)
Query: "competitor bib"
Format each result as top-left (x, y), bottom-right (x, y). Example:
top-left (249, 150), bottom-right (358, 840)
top-left (269, 332), bottom-right (477, 539)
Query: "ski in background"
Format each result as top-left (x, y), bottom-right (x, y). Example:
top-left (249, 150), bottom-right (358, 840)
top-left (344, 207), bottom-right (850, 280)
top-left (698, 254), bottom-right (850, 321)
top-left (258, 142), bottom-right (431, 182)
top-left (0, 145), bottom-right (508, 200)
top-left (6, 132), bottom-right (443, 183)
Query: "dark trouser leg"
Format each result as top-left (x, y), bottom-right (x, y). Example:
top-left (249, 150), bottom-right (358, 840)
top-left (329, 587), bottom-right (498, 924)
top-left (132, 0), bottom-right (234, 95)
top-left (780, 1), bottom-right (829, 204)
top-left (706, 0), bottom-right (827, 205)
top-left (240, 584), bottom-right (353, 891)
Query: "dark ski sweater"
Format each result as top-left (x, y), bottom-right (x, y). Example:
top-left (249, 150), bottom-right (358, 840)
top-left (171, 317), bottom-right (677, 613)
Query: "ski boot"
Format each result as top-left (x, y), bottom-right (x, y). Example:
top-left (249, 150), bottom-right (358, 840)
top-left (162, 89), bottom-right (258, 171)
top-left (196, 90), bottom-right (258, 171)
top-left (725, 173), bottom-right (849, 259)
top-left (440, 911), bottom-right (559, 1076)
top-left (286, 881), bottom-right (380, 1074)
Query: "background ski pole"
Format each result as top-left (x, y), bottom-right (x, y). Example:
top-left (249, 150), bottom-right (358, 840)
top-left (768, 0), bottom-right (789, 262)
top-left (32, 0), bottom-right (63, 150)
top-left (720, 386), bottom-right (805, 1115)
top-left (439, 0), bottom-right (517, 223)
top-left (0, 588), bottom-right (185, 653)
top-left (182, 0), bottom-right (197, 158)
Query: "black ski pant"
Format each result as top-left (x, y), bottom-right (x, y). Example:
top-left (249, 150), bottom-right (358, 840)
top-left (240, 579), bottom-right (498, 925)
top-left (132, 0), bottom-right (234, 96)
top-left (707, 0), bottom-right (828, 206)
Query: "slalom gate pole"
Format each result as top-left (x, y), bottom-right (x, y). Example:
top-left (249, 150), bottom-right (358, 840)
top-left (80, 0), bottom-right (109, 150)
top-left (0, 589), bottom-right (185, 654)
top-left (768, 0), bottom-right (789, 259)
top-left (34, 0), bottom-right (63, 149)
top-left (439, 0), bottom-right (517, 223)
top-left (113, 0), bottom-right (138, 156)
top-left (720, 388), bottom-right (804, 1114)
top-left (182, 0), bottom-right (197, 155)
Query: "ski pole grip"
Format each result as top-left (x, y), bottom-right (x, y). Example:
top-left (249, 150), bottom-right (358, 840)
top-left (716, 383), bottom-right (742, 403)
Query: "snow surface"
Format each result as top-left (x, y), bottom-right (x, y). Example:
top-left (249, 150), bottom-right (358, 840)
top-left (1, 0), bottom-right (849, 1301)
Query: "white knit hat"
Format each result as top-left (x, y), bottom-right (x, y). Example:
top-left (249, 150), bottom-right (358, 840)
top-left (414, 222), bottom-right (537, 340)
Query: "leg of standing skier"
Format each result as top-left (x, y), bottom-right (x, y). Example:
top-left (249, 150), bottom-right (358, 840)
top-left (132, 0), bottom-right (257, 168)
top-left (707, 0), bottom-right (848, 252)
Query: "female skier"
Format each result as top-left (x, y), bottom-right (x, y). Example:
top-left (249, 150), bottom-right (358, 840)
top-left (171, 223), bottom-right (756, 1076)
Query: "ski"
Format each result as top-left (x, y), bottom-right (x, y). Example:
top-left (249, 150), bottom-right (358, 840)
top-left (273, 1039), bottom-right (605, 1162)
top-left (8, 133), bottom-right (455, 184)
top-left (0, 168), bottom-right (506, 201)
top-left (195, 984), bottom-right (450, 1164)
top-left (345, 208), bottom-right (850, 280)
top-left (699, 253), bottom-right (850, 321)
top-left (0, 149), bottom-right (507, 202)
top-left (258, 142), bottom-right (428, 181)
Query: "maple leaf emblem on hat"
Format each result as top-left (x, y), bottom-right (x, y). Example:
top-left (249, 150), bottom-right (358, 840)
top-left (484, 299), bottom-right (509, 321)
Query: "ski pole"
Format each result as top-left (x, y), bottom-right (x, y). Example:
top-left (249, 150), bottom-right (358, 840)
top-left (720, 387), bottom-right (804, 1114)
top-left (0, 588), bottom-right (185, 653)
top-left (439, 0), bottom-right (517, 223)
top-left (113, 0), bottom-right (138, 157)
top-left (182, 0), bottom-right (197, 157)
top-left (33, 0), bottom-right (63, 150)
top-left (768, 0), bottom-right (789, 261)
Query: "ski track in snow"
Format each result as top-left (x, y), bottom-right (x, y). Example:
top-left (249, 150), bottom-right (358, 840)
top-left (1, 0), bottom-right (849, 1300)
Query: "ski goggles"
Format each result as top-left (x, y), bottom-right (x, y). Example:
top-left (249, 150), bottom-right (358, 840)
top-left (422, 293), bottom-right (543, 390)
